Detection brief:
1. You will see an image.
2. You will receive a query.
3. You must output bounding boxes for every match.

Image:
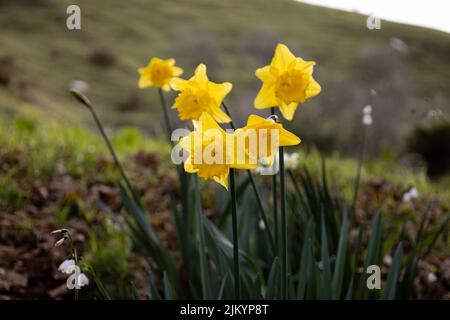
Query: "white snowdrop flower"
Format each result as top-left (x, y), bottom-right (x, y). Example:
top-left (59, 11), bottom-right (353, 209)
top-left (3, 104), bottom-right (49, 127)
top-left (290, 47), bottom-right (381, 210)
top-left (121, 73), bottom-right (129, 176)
top-left (54, 236), bottom-right (67, 247)
top-left (370, 89), bottom-right (377, 96)
top-left (363, 104), bottom-right (372, 114)
top-left (58, 259), bottom-right (76, 274)
top-left (77, 273), bottom-right (90, 287)
top-left (408, 187), bottom-right (419, 199)
top-left (403, 187), bottom-right (419, 202)
top-left (284, 153), bottom-right (299, 170)
top-left (383, 255), bottom-right (392, 266)
top-left (50, 229), bottom-right (65, 235)
top-left (258, 220), bottom-right (266, 231)
top-left (426, 272), bottom-right (437, 284)
top-left (362, 114), bottom-right (373, 126)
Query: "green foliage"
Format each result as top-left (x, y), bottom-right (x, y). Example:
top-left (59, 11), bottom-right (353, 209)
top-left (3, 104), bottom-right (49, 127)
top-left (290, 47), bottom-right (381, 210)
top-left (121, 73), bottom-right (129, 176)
top-left (115, 158), bottom-right (448, 300)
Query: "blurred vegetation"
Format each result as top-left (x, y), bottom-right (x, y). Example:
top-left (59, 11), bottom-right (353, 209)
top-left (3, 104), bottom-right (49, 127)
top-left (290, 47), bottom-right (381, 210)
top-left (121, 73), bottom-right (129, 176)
top-left (0, 0), bottom-right (449, 155)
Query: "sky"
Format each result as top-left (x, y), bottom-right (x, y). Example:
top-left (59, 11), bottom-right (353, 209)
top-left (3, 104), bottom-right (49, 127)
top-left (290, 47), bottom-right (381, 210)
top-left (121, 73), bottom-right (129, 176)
top-left (296, 0), bottom-right (450, 33)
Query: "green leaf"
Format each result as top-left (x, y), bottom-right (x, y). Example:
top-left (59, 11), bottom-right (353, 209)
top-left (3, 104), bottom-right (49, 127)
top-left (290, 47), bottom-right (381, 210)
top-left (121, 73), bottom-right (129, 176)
top-left (332, 208), bottom-right (349, 299)
top-left (163, 272), bottom-right (173, 300)
top-left (356, 213), bottom-right (382, 299)
top-left (383, 243), bottom-right (403, 300)
top-left (267, 258), bottom-right (280, 299)
top-left (321, 212), bottom-right (332, 299)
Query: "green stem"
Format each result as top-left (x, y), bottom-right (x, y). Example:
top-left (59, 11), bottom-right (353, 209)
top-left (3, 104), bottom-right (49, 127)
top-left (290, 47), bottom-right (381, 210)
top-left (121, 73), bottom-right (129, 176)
top-left (66, 232), bottom-right (79, 300)
top-left (86, 102), bottom-right (135, 198)
top-left (194, 176), bottom-right (211, 299)
top-left (221, 102), bottom-right (275, 253)
top-left (158, 88), bottom-right (174, 146)
top-left (271, 108), bottom-right (279, 254)
top-left (351, 125), bottom-right (367, 219)
top-left (279, 146), bottom-right (287, 299)
top-left (229, 168), bottom-right (241, 299)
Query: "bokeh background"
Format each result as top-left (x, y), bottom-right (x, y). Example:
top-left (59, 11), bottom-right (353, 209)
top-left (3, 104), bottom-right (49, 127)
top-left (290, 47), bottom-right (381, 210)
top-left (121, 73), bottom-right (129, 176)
top-left (0, 0), bottom-right (449, 299)
top-left (1, 0), bottom-right (449, 156)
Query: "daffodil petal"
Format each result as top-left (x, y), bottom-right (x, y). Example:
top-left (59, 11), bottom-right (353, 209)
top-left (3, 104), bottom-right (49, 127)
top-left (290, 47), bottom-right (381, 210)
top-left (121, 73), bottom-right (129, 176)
top-left (193, 64), bottom-right (208, 83)
top-left (254, 83), bottom-right (277, 109)
top-left (209, 82), bottom-right (232, 104)
top-left (170, 77), bottom-right (188, 91)
top-left (279, 127), bottom-right (301, 146)
top-left (255, 66), bottom-right (274, 82)
top-left (173, 66), bottom-right (184, 77)
top-left (272, 43), bottom-right (296, 71)
top-left (213, 172), bottom-right (229, 189)
top-left (138, 77), bottom-right (153, 88)
top-left (278, 102), bottom-right (298, 121)
top-left (306, 78), bottom-right (321, 97)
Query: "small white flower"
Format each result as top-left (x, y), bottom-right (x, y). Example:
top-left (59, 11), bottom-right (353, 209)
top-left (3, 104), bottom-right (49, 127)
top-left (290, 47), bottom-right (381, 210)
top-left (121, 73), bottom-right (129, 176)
top-left (58, 259), bottom-right (76, 274)
top-left (362, 105), bottom-right (373, 126)
top-left (258, 219), bottom-right (266, 231)
top-left (284, 152), bottom-right (299, 170)
top-left (426, 272), bottom-right (437, 284)
top-left (363, 104), bottom-right (372, 114)
top-left (77, 273), bottom-right (89, 287)
top-left (408, 187), bottom-right (419, 199)
top-left (362, 114), bottom-right (373, 126)
top-left (54, 236), bottom-right (67, 247)
top-left (403, 187), bottom-right (419, 202)
top-left (383, 255), bottom-right (392, 266)
top-left (370, 89), bottom-right (377, 96)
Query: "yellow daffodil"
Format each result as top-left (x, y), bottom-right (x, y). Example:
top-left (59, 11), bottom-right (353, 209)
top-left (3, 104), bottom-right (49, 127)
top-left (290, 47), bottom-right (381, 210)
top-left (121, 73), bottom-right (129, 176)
top-left (254, 43), bottom-right (321, 120)
top-left (170, 64), bottom-right (232, 123)
top-left (138, 57), bottom-right (183, 91)
top-left (235, 114), bottom-right (301, 165)
top-left (178, 112), bottom-right (256, 189)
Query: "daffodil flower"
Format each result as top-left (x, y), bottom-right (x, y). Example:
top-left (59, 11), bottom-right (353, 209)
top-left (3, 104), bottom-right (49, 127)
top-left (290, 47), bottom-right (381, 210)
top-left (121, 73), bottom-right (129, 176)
top-left (178, 112), bottom-right (256, 189)
top-left (234, 114), bottom-right (301, 165)
top-left (170, 64), bottom-right (232, 123)
top-left (254, 43), bottom-right (321, 120)
top-left (138, 57), bottom-right (183, 91)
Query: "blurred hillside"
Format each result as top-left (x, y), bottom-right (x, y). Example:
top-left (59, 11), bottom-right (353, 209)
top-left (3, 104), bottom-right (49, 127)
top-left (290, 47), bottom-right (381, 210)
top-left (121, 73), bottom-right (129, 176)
top-left (0, 0), bottom-right (449, 155)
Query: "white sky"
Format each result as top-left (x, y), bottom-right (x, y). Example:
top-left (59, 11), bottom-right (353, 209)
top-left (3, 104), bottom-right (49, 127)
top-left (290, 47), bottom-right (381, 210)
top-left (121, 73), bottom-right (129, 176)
top-left (296, 0), bottom-right (450, 33)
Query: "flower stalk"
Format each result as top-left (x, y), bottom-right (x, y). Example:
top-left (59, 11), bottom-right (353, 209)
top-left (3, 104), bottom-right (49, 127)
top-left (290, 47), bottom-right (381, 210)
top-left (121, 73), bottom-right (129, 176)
top-left (278, 146), bottom-right (287, 299)
top-left (221, 102), bottom-right (275, 253)
top-left (70, 89), bottom-right (135, 199)
top-left (229, 168), bottom-right (241, 299)
top-left (158, 88), bottom-right (174, 145)
top-left (271, 108), bottom-right (279, 254)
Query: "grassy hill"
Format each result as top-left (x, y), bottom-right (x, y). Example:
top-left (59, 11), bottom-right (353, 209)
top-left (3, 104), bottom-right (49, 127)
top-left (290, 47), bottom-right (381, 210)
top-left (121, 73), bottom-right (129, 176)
top-left (0, 0), bottom-right (449, 153)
